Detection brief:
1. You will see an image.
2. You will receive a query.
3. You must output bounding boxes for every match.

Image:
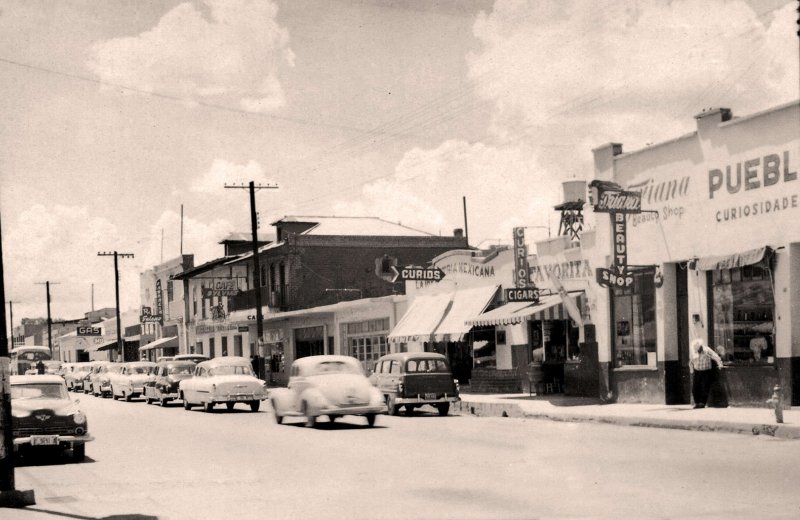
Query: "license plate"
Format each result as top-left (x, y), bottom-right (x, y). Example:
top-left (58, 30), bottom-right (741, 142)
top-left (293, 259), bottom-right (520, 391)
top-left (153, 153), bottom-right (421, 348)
top-left (424, 393), bottom-right (437, 400)
top-left (31, 435), bottom-right (59, 446)
top-left (233, 395), bottom-right (250, 401)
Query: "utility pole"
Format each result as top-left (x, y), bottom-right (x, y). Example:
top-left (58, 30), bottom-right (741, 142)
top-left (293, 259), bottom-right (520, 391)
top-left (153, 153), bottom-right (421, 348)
top-left (98, 252), bottom-right (134, 362)
top-left (224, 181), bottom-right (278, 380)
top-left (34, 282), bottom-right (59, 354)
top-left (0, 215), bottom-right (36, 507)
top-left (5, 302), bottom-right (19, 350)
top-left (462, 196), bottom-right (469, 247)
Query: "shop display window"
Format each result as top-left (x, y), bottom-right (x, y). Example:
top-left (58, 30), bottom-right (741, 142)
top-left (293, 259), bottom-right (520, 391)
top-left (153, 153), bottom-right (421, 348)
top-left (709, 262), bottom-right (774, 365)
top-left (343, 318), bottom-right (390, 371)
top-left (611, 270), bottom-right (657, 367)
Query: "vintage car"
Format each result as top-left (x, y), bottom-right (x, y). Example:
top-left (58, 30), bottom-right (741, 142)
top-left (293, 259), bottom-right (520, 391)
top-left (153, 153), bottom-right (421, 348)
top-left (371, 352), bottom-right (460, 416)
top-left (88, 362), bottom-right (119, 397)
top-left (10, 375), bottom-right (94, 461)
top-left (65, 362), bottom-right (92, 392)
top-left (143, 360), bottom-right (196, 406)
top-left (82, 361), bottom-right (112, 394)
top-left (179, 356), bottom-right (268, 412)
top-left (108, 361), bottom-right (157, 401)
top-left (41, 360), bottom-right (63, 375)
top-left (270, 355), bottom-right (387, 427)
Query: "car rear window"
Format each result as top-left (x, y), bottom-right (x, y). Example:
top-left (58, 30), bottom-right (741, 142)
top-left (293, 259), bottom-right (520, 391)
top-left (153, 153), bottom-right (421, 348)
top-left (310, 361), bottom-right (362, 376)
top-left (405, 359), bottom-right (449, 373)
top-left (210, 365), bottom-right (254, 376)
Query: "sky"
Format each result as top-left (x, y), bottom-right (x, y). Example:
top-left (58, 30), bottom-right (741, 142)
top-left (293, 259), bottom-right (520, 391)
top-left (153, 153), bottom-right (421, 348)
top-left (1, 0), bottom-right (797, 323)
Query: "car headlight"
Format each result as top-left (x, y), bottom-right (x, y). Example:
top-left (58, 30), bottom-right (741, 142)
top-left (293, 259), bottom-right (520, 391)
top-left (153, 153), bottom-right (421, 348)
top-left (73, 411), bottom-right (87, 425)
top-left (12, 409), bottom-right (31, 418)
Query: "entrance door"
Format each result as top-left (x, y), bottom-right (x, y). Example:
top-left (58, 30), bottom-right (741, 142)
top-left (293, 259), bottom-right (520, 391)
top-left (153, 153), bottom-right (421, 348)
top-left (295, 326), bottom-right (324, 359)
top-left (666, 265), bottom-right (691, 404)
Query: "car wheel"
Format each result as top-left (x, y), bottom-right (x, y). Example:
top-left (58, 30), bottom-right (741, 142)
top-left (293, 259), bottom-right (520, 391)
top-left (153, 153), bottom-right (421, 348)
top-left (182, 393), bottom-right (191, 410)
top-left (328, 415), bottom-right (337, 423)
top-left (271, 400), bottom-right (283, 424)
top-left (226, 402), bottom-right (235, 411)
top-left (203, 401), bottom-right (215, 413)
top-left (145, 395), bottom-right (154, 405)
top-left (124, 391), bottom-right (132, 402)
top-left (437, 403), bottom-right (450, 416)
top-left (404, 405), bottom-right (415, 416)
top-left (386, 395), bottom-right (399, 416)
top-left (111, 387), bottom-right (117, 400)
top-left (249, 400), bottom-right (260, 413)
top-left (73, 443), bottom-right (85, 462)
top-left (160, 396), bottom-right (169, 407)
top-left (302, 402), bottom-right (316, 428)
top-left (366, 414), bottom-right (377, 427)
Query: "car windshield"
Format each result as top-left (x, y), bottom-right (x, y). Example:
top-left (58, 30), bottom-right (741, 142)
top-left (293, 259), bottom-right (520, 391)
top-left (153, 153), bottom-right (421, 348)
top-left (131, 366), bottom-right (155, 374)
top-left (76, 366), bottom-right (92, 373)
top-left (209, 365), bottom-right (253, 376)
top-left (310, 361), bottom-right (362, 376)
top-left (168, 366), bottom-right (193, 375)
top-left (12, 383), bottom-right (68, 400)
top-left (406, 359), bottom-right (449, 373)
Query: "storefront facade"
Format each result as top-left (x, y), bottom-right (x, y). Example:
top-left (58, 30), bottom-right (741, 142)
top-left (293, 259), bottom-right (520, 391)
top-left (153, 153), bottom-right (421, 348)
top-left (589, 101), bottom-right (800, 405)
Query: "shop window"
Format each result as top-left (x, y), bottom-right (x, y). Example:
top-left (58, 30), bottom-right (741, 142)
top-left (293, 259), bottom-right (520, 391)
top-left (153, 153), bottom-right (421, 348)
top-left (343, 318), bottom-right (390, 371)
top-left (709, 261), bottom-right (774, 365)
top-left (234, 335), bottom-right (243, 357)
top-left (209, 337), bottom-right (215, 358)
top-left (611, 269), bottom-right (656, 367)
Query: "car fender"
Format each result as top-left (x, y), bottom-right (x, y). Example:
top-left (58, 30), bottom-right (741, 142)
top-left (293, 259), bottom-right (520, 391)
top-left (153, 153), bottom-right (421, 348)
top-left (269, 388), bottom-right (297, 415)
top-left (298, 387), bottom-right (329, 416)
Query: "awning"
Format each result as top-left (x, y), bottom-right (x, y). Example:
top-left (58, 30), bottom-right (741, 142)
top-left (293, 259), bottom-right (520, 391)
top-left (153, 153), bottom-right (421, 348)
top-left (696, 246), bottom-right (771, 271)
top-left (91, 338), bottom-right (119, 352)
top-left (466, 292), bottom-right (585, 327)
top-left (138, 336), bottom-right (178, 352)
top-left (387, 293), bottom-right (453, 344)
top-left (431, 285), bottom-right (499, 342)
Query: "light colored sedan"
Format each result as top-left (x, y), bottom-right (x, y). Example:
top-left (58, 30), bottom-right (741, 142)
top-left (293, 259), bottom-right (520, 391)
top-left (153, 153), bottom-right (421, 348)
top-left (109, 361), bottom-right (157, 401)
top-left (270, 355), bottom-right (387, 427)
top-left (179, 356), bottom-right (268, 413)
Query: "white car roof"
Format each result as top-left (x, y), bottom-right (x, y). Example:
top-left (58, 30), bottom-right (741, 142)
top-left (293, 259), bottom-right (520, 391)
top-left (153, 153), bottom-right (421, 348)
top-left (292, 355), bottom-right (361, 369)
top-left (196, 356), bottom-right (251, 369)
top-left (11, 375), bottom-right (66, 385)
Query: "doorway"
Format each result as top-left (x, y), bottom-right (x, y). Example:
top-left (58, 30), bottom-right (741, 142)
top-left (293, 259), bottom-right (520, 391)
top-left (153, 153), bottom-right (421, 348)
top-left (666, 264), bottom-right (691, 404)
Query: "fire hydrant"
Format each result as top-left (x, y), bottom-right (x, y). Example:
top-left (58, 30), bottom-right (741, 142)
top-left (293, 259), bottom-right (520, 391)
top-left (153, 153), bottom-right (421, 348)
top-left (766, 385), bottom-right (784, 424)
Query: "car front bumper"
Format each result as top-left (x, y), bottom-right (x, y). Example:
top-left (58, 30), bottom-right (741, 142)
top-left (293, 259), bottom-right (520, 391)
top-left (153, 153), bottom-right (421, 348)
top-left (14, 433), bottom-right (94, 448)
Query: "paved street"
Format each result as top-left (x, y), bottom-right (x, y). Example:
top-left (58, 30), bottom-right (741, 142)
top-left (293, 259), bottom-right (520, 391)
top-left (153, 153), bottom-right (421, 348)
top-left (8, 393), bottom-right (800, 520)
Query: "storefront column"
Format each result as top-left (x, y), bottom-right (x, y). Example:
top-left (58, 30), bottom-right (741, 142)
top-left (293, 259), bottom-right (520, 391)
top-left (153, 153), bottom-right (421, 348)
top-left (777, 245), bottom-right (799, 405)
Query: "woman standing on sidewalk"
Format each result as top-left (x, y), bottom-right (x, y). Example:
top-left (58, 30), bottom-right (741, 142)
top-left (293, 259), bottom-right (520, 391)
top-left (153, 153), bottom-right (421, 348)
top-left (689, 338), bottom-right (723, 408)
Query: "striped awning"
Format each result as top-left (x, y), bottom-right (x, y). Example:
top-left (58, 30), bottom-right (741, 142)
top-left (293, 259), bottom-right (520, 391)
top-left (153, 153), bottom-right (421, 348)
top-left (388, 293), bottom-right (453, 344)
top-left (696, 246), bottom-right (771, 271)
top-left (467, 292), bottom-right (585, 327)
top-left (430, 285), bottom-right (499, 342)
top-left (139, 336), bottom-right (178, 352)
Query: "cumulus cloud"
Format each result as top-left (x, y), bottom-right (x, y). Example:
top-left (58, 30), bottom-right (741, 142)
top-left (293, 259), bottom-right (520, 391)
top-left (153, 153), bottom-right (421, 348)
top-left (87, 0), bottom-right (294, 113)
top-left (189, 159), bottom-right (275, 193)
top-left (338, 0), bottom-right (797, 249)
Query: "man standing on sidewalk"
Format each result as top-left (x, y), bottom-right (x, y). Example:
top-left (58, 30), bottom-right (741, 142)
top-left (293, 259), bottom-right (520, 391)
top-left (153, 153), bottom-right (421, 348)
top-left (689, 338), bottom-right (723, 408)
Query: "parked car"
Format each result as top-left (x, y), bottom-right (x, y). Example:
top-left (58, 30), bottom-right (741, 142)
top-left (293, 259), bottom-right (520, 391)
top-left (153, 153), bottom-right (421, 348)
top-left (82, 361), bottom-right (112, 394)
top-left (65, 362), bottom-right (92, 392)
top-left (109, 361), bottom-right (157, 401)
top-left (179, 356), bottom-right (267, 413)
top-left (41, 360), bottom-right (63, 376)
top-left (87, 361), bottom-right (116, 397)
top-left (10, 375), bottom-right (94, 461)
top-left (58, 362), bottom-right (74, 379)
top-left (270, 355), bottom-right (387, 427)
top-left (143, 360), bottom-right (196, 406)
top-left (371, 352), bottom-right (460, 416)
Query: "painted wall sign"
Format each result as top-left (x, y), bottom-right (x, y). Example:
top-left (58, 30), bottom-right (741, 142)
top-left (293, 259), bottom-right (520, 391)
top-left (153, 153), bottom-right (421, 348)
top-left (530, 260), bottom-right (592, 284)
top-left (202, 279), bottom-right (240, 297)
top-left (708, 150), bottom-right (796, 199)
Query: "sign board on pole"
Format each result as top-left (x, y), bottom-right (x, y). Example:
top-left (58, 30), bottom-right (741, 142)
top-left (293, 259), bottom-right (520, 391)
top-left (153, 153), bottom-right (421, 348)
top-left (504, 287), bottom-right (540, 302)
top-left (77, 326), bottom-right (102, 336)
top-left (390, 266), bottom-right (446, 283)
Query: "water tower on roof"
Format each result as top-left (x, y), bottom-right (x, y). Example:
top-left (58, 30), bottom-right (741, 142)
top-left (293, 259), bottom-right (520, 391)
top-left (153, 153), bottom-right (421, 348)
top-left (555, 180), bottom-right (586, 242)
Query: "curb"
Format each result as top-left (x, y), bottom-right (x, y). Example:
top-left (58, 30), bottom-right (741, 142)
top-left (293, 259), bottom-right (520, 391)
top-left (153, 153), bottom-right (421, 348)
top-left (454, 400), bottom-right (800, 439)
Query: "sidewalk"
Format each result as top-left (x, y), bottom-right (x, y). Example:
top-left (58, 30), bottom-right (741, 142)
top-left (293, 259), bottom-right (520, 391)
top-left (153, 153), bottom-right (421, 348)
top-left (455, 393), bottom-right (800, 439)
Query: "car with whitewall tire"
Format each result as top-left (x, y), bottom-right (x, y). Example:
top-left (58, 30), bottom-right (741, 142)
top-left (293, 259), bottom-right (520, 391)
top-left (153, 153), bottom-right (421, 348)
top-left (143, 360), bottom-right (196, 406)
top-left (109, 361), bottom-right (157, 401)
top-left (270, 355), bottom-right (387, 427)
top-left (179, 356), bottom-right (268, 413)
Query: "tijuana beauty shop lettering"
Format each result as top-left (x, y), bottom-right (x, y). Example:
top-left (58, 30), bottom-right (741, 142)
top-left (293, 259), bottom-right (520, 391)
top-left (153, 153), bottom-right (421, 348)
top-left (708, 151), bottom-right (796, 199)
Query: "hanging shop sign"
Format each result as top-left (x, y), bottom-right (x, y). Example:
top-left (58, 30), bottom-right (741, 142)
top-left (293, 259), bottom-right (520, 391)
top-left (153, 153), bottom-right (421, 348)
top-left (155, 279), bottom-right (164, 318)
top-left (390, 265), bottom-right (446, 283)
top-left (202, 279), bottom-right (240, 298)
top-left (590, 180), bottom-right (639, 289)
top-left (507, 227), bottom-right (539, 303)
top-left (77, 326), bottom-right (102, 336)
top-left (140, 306), bottom-right (163, 323)
top-left (590, 180), bottom-right (642, 213)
